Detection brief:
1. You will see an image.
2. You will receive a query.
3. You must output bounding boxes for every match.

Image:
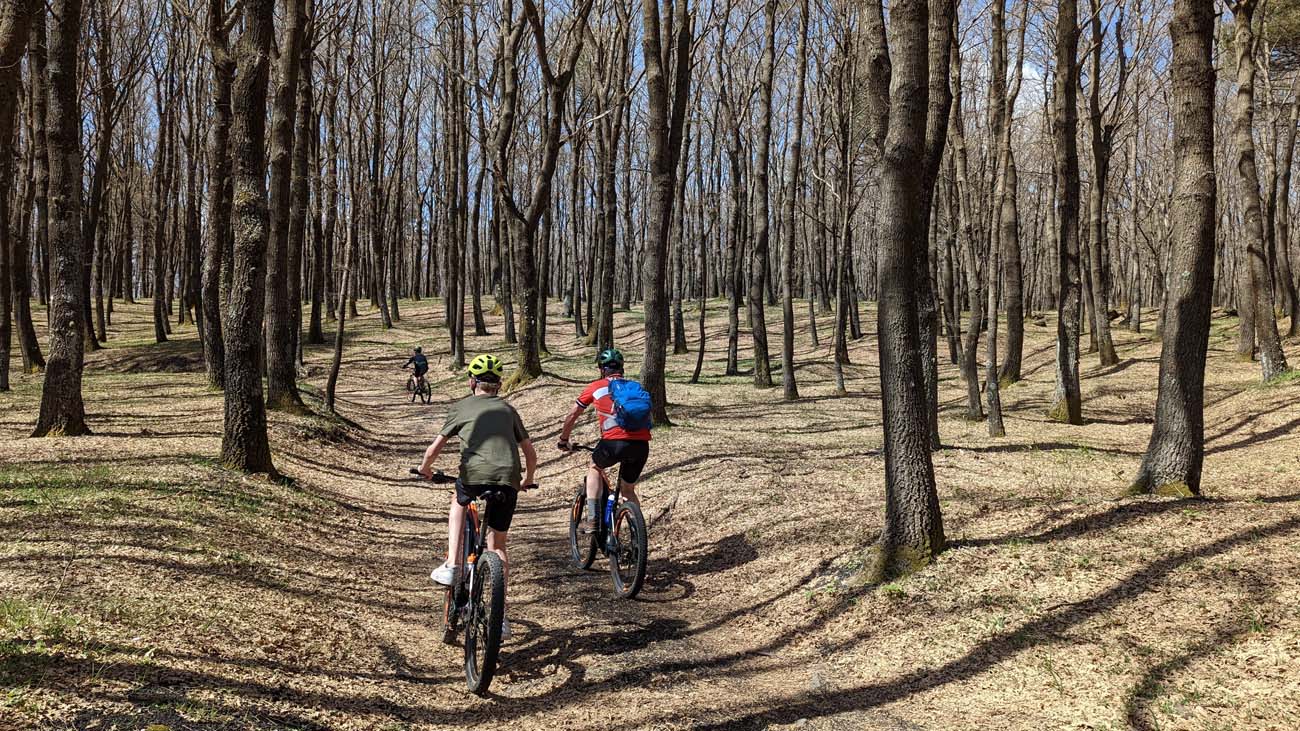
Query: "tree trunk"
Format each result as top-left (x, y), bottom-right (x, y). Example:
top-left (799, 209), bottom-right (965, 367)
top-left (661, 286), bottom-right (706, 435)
top-left (0, 0), bottom-right (38, 390)
top-left (32, 0), bottom-right (90, 436)
top-left (220, 0), bottom-right (276, 474)
top-left (265, 0), bottom-right (306, 411)
top-left (1132, 0), bottom-right (1216, 497)
top-left (780, 0), bottom-right (809, 401)
top-left (639, 0), bottom-right (691, 424)
top-left (202, 0), bottom-right (235, 389)
top-left (869, 0), bottom-right (943, 583)
top-left (1227, 0), bottom-right (1289, 380)
top-left (1050, 0), bottom-right (1084, 424)
top-left (748, 0), bottom-right (776, 389)
top-left (1274, 79), bottom-right (1300, 338)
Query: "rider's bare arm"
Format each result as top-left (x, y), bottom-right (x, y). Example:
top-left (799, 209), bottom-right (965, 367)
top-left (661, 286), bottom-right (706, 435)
top-left (419, 435), bottom-right (449, 478)
top-left (520, 438), bottom-right (537, 486)
top-left (558, 403), bottom-right (585, 447)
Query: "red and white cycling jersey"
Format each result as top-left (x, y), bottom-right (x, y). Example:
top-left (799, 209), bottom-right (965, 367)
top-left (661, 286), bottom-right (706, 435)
top-left (576, 376), bottom-right (652, 442)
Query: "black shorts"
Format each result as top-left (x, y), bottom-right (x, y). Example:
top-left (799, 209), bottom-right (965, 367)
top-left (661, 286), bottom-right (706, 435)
top-left (592, 439), bottom-right (650, 485)
top-left (456, 482), bottom-right (518, 533)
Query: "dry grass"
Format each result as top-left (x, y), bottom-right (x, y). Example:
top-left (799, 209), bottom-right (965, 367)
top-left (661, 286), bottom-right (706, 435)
top-left (1, 296), bottom-right (1298, 731)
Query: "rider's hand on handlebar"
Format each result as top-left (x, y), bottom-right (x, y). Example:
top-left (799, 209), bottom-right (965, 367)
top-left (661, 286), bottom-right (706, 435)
top-left (556, 440), bottom-right (573, 453)
top-left (417, 464), bottom-right (434, 480)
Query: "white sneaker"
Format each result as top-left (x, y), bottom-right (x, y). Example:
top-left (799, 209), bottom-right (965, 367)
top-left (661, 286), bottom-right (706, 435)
top-left (430, 562), bottom-right (458, 586)
top-left (499, 616), bottom-right (512, 640)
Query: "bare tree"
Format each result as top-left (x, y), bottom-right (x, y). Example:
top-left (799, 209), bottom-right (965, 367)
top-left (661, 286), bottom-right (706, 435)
top-left (31, 0), bottom-right (90, 436)
top-left (640, 0), bottom-right (692, 423)
top-left (1050, 0), bottom-right (1084, 425)
top-left (220, 0), bottom-right (276, 474)
top-left (1132, 0), bottom-right (1217, 496)
top-left (867, 0), bottom-right (944, 582)
top-left (1226, 0), bottom-right (1290, 381)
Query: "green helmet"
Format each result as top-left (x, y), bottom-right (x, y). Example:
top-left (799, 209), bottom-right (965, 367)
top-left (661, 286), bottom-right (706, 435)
top-left (596, 348), bottom-right (624, 370)
top-left (467, 353), bottom-right (505, 381)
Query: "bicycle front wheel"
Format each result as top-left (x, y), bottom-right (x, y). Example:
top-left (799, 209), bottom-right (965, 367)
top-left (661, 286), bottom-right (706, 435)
top-left (609, 502), bottom-right (648, 599)
top-left (568, 489), bottom-right (598, 570)
top-left (463, 553), bottom-right (505, 695)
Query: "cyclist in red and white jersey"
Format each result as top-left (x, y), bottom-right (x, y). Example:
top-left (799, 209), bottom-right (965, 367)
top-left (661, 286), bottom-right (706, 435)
top-left (557, 348), bottom-right (650, 533)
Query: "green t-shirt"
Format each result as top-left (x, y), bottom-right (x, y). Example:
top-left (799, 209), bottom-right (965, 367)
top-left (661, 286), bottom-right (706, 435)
top-left (439, 395), bottom-right (530, 487)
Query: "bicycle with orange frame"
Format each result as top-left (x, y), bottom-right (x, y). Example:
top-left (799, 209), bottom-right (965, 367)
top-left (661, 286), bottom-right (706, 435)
top-left (409, 467), bottom-right (534, 694)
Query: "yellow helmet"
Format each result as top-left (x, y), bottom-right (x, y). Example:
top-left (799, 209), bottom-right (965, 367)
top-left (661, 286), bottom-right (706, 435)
top-left (467, 354), bottom-right (505, 381)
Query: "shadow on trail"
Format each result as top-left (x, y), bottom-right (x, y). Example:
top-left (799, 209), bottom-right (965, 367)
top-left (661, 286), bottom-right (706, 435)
top-left (677, 514), bottom-right (1300, 730)
top-left (950, 496), bottom-right (1210, 549)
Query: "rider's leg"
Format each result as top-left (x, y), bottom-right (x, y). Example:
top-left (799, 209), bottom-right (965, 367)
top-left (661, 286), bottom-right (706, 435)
top-left (486, 529), bottom-right (508, 582)
top-left (619, 479), bottom-right (640, 506)
top-left (583, 463), bottom-right (603, 529)
top-left (446, 495), bottom-right (467, 566)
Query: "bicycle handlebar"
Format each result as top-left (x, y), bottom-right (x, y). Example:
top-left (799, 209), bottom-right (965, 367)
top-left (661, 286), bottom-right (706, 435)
top-left (557, 442), bottom-right (594, 453)
top-left (410, 467), bottom-right (456, 484)
top-left (410, 467), bottom-right (539, 491)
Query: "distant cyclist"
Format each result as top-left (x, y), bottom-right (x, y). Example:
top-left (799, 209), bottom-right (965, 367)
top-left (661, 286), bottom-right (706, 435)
top-left (557, 348), bottom-right (652, 534)
top-left (403, 347), bottom-right (429, 391)
top-left (419, 353), bottom-right (537, 639)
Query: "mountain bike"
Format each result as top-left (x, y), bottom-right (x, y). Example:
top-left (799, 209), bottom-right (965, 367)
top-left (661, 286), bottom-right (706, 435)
top-left (405, 370), bottom-right (432, 404)
top-left (410, 468), bottom-right (534, 695)
top-left (561, 445), bottom-right (648, 599)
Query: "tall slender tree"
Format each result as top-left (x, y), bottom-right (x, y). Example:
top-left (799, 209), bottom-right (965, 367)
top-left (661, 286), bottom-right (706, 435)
top-left (265, 0), bottom-right (307, 411)
top-left (1227, 0), bottom-right (1289, 381)
top-left (220, 0), bottom-right (276, 474)
top-left (640, 0), bottom-right (692, 423)
top-left (779, 0), bottom-right (811, 402)
top-left (31, 0), bottom-right (90, 436)
top-left (1132, 0), bottom-right (1217, 496)
top-left (868, 0), bottom-right (944, 582)
top-left (1049, 0), bottom-right (1084, 425)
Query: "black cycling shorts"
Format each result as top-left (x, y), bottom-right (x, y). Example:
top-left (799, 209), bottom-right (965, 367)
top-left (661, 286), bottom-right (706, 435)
top-left (592, 439), bottom-right (650, 485)
top-left (456, 483), bottom-right (518, 533)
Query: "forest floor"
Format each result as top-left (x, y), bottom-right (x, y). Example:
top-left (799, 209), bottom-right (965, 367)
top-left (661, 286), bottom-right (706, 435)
top-left (2, 296), bottom-right (1299, 731)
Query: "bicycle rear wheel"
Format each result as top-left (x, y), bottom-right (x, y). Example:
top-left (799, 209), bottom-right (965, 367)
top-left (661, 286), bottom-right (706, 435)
top-left (609, 502), bottom-right (648, 599)
top-left (419, 381), bottom-right (432, 404)
top-left (463, 552), bottom-right (505, 695)
top-left (568, 489), bottom-right (598, 570)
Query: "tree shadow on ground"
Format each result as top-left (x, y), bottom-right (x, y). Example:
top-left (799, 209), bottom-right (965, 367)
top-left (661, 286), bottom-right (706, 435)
top-left (1205, 415), bottom-right (1300, 456)
top-left (675, 514), bottom-right (1300, 730)
top-left (953, 441), bottom-right (1142, 458)
top-left (950, 496), bottom-right (1210, 549)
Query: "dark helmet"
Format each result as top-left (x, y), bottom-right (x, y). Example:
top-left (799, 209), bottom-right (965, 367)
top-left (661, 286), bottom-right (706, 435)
top-left (414, 346), bottom-right (423, 354)
top-left (596, 348), bottom-right (624, 370)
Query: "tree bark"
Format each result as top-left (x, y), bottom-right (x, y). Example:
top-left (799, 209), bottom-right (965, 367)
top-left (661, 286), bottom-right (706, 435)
top-left (1050, 0), bottom-right (1084, 424)
top-left (1228, 0), bottom-right (1289, 380)
top-left (1132, 0), bottom-right (1216, 497)
top-left (0, 0), bottom-right (39, 390)
top-left (748, 0), bottom-right (776, 389)
top-left (265, 0), bottom-right (307, 411)
top-left (202, 0), bottom-right (235, 389)
top-left (869, 0), bottom-right (943, 583)
top-left (31, 0), bottom-right (89, 436)
top-left (220, 0), bottom-right (276, 474)
top-left (639, 0), bottom-right (691, 423)
top-left (779, 0), bottom-right (810, 402)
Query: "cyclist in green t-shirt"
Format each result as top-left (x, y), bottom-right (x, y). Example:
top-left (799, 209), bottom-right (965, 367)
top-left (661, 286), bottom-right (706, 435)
top-left (418, 354), bottom-right (537, 638)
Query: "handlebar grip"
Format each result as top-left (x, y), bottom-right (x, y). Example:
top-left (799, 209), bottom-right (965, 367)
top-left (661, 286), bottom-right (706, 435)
top-left (521, 483), bottom-right (540, 491)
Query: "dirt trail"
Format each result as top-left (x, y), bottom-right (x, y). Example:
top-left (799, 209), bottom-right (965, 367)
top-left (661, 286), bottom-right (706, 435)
top-left (285, 314), bottom-right (804, 730)
top-left (3, 299), bottom-right (1299, 731)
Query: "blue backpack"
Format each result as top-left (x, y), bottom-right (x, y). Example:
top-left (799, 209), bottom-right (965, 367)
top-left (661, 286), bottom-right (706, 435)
top-left (608, 378), bottom-right (654, 431)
